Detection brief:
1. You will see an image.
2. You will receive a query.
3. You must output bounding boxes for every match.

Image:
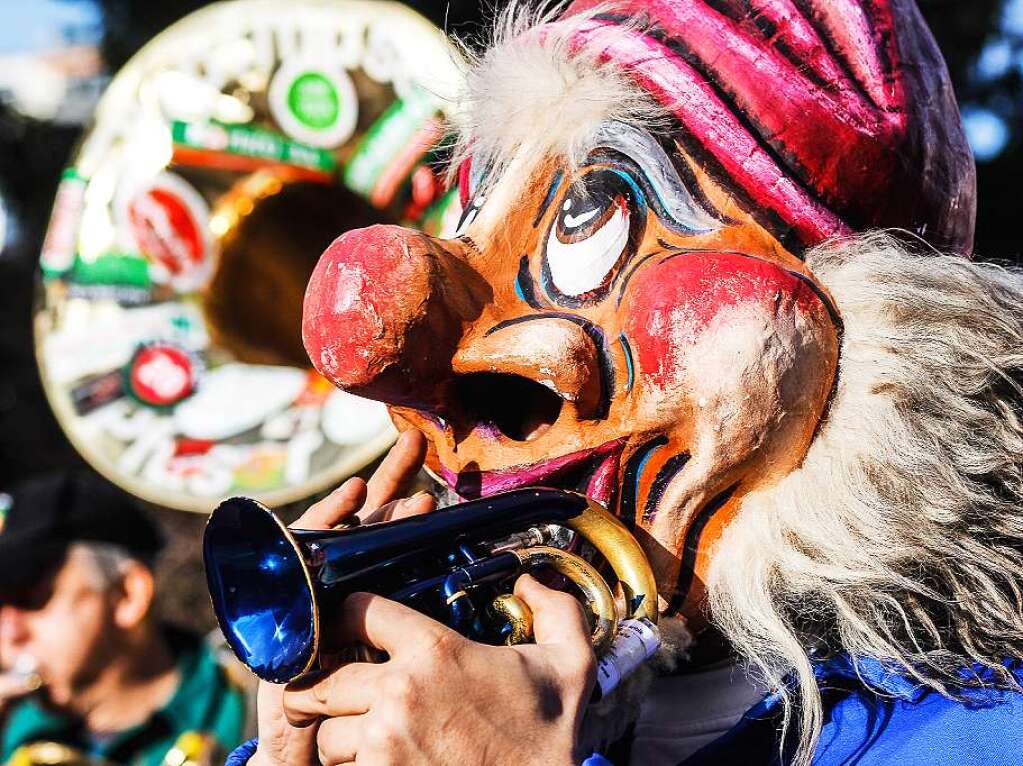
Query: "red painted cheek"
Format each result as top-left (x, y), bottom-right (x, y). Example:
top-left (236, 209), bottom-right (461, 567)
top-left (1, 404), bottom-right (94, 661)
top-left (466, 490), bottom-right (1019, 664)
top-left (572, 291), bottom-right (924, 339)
top-left (622, 252), bottom-right (827, 387)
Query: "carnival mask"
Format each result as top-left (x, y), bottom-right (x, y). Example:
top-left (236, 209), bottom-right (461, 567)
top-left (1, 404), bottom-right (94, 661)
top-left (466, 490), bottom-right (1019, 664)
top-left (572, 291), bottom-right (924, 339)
top-left (302, 0), bottom-right (974, 621)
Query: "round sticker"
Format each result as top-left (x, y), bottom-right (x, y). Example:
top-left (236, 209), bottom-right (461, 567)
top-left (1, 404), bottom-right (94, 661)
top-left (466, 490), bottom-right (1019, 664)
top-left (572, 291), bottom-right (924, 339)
top-left (269, 59), bottom-right (358, 148)
top-left (289, 72), bottom-right (340, 130)
top-left (121, 172), bottom-right (212, 292)
top-left (125, 342), bottom-right (199, 408)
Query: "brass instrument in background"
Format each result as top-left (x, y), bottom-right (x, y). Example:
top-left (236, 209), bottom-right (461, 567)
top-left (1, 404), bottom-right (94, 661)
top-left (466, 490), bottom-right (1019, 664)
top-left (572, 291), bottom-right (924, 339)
top-left (34, 0), bottom-right (460, 513)
top-left (7, 732), bottom-right (218, 766)
top-left (203, 488), bottom-right (660, 687)
top-left (7, 742), bottom-right (103, 766)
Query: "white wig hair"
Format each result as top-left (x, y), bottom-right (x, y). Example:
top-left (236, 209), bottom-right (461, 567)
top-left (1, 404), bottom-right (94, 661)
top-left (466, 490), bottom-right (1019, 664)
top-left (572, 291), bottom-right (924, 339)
top-left (710, 231), bottom-right (1023, 764)
top-left (448, 1), bottom-right (665, 190)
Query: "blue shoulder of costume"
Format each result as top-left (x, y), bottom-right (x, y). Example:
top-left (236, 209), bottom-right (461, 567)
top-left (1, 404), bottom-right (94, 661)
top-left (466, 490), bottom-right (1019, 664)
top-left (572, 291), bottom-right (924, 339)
top-left (811, 656), bottom-right (1023, 766)
top-left (681, 656), bottom-right (1023, 766)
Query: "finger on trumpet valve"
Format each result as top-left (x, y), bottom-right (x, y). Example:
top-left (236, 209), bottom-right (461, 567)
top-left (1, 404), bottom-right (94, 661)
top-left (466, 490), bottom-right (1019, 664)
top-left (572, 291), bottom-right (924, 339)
top-left (512, 546), bottom-right (618, 654)
top-left (490, 593), bottom-right (533, 645)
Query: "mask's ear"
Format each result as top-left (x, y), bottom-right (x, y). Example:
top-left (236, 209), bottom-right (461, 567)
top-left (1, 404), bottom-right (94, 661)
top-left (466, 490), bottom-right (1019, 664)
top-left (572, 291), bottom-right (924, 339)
top-left (112, 561), bottom-right (155, 630)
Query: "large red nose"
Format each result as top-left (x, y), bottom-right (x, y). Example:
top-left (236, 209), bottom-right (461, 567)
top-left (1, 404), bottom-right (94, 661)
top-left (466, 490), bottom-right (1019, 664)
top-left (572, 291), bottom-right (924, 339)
top-left (302, 224), bottom-right (478, 408)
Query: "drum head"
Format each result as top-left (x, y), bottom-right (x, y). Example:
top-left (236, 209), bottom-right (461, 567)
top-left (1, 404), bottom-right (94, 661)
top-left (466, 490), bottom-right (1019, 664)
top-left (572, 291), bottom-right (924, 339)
top-left (34, 0), bottom-right (462, 511)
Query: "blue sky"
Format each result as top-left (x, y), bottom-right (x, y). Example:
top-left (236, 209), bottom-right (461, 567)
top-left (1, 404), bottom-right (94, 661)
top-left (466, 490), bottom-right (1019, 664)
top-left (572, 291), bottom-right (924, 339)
top-left (0, 0), bottom-right (102, 55)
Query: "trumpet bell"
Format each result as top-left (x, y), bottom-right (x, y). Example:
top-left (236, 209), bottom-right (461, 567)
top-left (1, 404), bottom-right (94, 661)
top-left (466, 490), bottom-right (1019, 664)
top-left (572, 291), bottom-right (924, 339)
top-left (204, 497), bottom-right (318, 683)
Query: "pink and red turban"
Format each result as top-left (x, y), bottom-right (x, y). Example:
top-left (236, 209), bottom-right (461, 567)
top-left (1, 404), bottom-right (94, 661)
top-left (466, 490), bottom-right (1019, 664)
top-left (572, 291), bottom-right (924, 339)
top-left (563, 0), bottom-right (976, 254)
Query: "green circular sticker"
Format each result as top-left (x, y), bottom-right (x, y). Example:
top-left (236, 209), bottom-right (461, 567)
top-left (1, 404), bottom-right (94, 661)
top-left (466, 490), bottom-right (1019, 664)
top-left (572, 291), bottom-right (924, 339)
top-left (288, 72), bottom-right (340, 130)
top-left (269, 60), bottom-right (358, 148)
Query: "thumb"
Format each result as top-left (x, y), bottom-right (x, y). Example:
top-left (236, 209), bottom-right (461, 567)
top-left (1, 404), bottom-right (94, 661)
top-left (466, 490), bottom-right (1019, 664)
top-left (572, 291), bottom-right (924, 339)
top-left (513, 574), bottom-right (592, 650)
top-left (254, 679), bottom-right (319, 766)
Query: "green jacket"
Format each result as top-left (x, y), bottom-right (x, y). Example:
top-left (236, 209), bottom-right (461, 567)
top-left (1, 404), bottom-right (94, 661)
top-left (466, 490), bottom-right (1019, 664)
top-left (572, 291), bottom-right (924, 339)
top-left (1, 631), bottom-right (247, 766)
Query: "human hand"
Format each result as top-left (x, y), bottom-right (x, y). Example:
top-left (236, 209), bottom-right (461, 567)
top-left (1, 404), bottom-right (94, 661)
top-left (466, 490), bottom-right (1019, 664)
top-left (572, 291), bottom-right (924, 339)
top-left (282, 576), bottom-right (596, 766)
top-left (250, 430), bottom-right (436, 766)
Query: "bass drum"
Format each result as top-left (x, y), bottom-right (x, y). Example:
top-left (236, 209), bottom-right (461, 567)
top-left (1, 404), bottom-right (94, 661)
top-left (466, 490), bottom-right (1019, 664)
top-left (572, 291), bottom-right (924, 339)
top-left (34, 0), bottom-right (462, 512)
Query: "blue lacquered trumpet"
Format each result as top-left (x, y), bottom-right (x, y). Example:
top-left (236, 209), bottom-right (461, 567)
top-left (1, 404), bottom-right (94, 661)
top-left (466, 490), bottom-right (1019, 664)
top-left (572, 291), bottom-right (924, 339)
top-left (204, 487), bottom-right (658, 684)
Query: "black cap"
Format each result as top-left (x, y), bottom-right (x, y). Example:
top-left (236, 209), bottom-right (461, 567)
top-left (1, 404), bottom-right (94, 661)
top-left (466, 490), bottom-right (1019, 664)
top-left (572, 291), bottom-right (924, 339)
top-left (0, 471), bottom-right (164, 590)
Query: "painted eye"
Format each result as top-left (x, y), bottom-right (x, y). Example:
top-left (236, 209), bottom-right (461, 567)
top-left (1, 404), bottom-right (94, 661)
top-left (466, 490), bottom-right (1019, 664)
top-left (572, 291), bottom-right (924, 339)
top-left (544, 169), bottom-right (639, 298)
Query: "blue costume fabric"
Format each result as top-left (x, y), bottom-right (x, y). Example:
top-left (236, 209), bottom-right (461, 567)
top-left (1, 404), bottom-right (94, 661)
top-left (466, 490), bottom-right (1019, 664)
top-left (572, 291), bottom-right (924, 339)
top-left (678, 656), bottom-right (1023, 765)
top-left (225, 738), bottom-right (258, 766)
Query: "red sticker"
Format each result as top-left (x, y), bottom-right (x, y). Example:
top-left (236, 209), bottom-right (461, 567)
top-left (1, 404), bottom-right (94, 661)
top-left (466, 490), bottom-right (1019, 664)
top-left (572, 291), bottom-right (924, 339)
top-left (126, 343), bottom-right (198, 407)
top-left (123, 172), bottom-right (211, 292)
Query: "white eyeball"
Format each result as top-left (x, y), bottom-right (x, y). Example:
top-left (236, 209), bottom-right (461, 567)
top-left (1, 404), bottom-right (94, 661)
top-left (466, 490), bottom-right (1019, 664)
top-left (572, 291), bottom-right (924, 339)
top-left (545, 170), bottom-right (634, 298)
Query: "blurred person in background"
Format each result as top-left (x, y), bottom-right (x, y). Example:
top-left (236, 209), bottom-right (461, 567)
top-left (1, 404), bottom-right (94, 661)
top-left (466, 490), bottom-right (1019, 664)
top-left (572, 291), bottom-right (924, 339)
top-left (0, 472), bottom-right (247, 766)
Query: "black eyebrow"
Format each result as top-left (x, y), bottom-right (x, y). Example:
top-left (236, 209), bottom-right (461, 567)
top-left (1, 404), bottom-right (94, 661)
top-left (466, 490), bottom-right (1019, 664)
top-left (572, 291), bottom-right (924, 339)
top-left (653, 133), bottom-right (738, 228)
top-left (532, 170), bottom-right (564, 228)
top-left (514, 254), bottom-right (543, 309)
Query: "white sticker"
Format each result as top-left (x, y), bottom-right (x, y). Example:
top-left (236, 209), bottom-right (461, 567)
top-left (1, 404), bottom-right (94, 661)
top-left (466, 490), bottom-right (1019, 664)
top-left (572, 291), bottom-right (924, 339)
top-left (41, 170), bottom-right (86, 277)
top-left (268, 58), bottom-right (358, 149)
top-left (285, 428), bottom-right (325, 484)
top-left (595, 619), bottom-right (661, 698)
top-left (174, 364), bottom-right (306, 441)
top-left (321, 389), bottom-right (392, 446)
top-left (117, 171), bottom-right (213, 293)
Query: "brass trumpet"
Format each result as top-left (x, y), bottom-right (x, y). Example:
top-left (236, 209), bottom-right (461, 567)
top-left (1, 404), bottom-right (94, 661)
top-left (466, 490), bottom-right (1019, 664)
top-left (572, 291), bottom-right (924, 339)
top-left (204, 488), bottom-right (658, 685)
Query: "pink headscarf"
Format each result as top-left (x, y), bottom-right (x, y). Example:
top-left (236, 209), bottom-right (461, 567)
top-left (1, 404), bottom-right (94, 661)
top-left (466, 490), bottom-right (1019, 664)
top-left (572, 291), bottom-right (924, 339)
top-left (563, 0), bottom-right (976, 254)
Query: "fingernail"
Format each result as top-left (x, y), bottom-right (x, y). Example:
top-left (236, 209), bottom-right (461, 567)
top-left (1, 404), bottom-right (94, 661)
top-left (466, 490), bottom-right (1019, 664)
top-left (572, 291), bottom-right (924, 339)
top-left (335, 477), bottom-right (359, 494)
top-left (411, 490), bottom-right (433, 501)
top-left (515, 573), bottom-right (538, 591)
